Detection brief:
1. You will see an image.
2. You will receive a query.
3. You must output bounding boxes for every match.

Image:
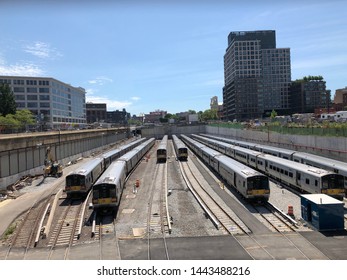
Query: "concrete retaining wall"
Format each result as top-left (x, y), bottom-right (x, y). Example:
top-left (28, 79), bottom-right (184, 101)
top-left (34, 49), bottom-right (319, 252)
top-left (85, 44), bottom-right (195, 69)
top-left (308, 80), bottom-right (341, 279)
top-left (0, 128), bottom-right (129, 190)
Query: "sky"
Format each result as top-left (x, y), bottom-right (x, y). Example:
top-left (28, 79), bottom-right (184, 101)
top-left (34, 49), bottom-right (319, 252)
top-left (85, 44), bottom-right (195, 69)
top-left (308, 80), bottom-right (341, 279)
top-left (1, 0), bottom-right (346, 116)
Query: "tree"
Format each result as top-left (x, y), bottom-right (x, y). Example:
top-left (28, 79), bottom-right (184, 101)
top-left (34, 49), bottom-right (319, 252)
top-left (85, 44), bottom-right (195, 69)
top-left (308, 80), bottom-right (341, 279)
top-left (0, 114), bottom-right (20, 132)
top-left (14, 109), bottom-right (35, 128)
top-left (0, 110), bottom-right (35, 132)
top-left (0, 84), bottom-right (17, 117)
top-left (199, 109), bottom-right (218, 122)
top-left (270, 109), bottom-right (277, 121)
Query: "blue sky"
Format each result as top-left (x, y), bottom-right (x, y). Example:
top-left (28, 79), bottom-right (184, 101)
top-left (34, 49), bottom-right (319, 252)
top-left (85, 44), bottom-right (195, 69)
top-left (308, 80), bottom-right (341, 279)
top-left (1, 0), bottom-right (346, 116)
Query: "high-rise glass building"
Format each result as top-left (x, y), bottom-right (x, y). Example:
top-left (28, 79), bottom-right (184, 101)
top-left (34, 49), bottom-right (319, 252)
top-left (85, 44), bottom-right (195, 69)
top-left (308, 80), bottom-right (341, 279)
top-left (223, 30), bottom-right (291, 121)
top-left (0, 75), bottom-right (86, 129)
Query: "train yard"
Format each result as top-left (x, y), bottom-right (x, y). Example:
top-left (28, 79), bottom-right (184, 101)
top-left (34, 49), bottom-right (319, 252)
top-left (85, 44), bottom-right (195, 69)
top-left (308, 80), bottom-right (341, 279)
top-left (0, 134), bottom-right (346, 260)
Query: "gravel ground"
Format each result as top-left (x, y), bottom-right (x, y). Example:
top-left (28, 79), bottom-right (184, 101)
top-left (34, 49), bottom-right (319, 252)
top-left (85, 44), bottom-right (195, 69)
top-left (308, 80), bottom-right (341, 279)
top-left (114, 140), bottom-right (221, 239)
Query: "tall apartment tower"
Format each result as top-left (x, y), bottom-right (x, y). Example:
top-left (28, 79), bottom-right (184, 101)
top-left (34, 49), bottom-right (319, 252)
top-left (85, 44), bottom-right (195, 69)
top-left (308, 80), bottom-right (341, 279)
top-left (223, 30), bottom-right (291, 121)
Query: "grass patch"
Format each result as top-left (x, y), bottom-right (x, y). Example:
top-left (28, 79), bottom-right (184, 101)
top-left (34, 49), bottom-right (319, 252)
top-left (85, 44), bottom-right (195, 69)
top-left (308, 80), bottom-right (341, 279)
top-left (1, 223), bottom-right (17, 240)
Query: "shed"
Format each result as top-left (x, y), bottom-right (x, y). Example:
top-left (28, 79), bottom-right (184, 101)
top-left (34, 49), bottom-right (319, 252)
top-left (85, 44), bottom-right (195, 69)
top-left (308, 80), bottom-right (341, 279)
top-left (301, 194), bottom-right (344, 231)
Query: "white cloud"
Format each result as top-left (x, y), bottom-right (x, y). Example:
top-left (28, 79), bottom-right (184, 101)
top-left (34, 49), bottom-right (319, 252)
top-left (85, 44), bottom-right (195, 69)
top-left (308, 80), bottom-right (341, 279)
top-left (88, 76), bottom-right (113, 86)
top-left (86, 88), bottom-right (132, 111)
top-left (24, 41), bottom-right (62, 60)
top-left (131, 96), bottom-right (141, 101)
top-left (0, 59), bottom-right (45, 76)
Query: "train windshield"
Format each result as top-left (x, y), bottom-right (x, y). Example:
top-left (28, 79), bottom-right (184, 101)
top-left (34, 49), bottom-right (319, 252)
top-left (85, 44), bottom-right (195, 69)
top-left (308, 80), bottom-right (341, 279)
top-left (93, 184), bottom-right (116, 199)
top-left (321, 174), bottom-right (344, 190)
top-left (157, 149), bottom-right (166, 155)
top-left (66, 175), bottom-right (85, 187)
top-left (179, 148), bottom-right (187, 154)
top-left (247, 176), bottom-right (269, 190)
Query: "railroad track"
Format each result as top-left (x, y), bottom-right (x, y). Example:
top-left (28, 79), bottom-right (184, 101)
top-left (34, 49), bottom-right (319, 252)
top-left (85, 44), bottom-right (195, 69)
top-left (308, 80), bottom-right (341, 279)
top-left (47, 198), bottom-right (85, 259)
top-left (4, 191), bottom-right (57, 259)
top-left (93, 213), bottom-right (117, 259)
top-left (8, 201), bottom-right (49, 249)
top-left (146, 161), bottom-right (170, 260)
top-left (179, 157), bottom-right (250, 235)
top-left (251, 203), bottom-right (297, 233)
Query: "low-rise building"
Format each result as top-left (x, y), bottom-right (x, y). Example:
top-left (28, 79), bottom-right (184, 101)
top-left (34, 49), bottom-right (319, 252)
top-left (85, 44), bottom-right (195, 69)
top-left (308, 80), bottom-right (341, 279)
top-left (289, 77), bottom-right (330, 114)
top-left (86, 103), bottom-right (107, 123)
top-left (144, 110), bottom-right (167, 123)
top-left (0, 75), bottom-right (86, 129)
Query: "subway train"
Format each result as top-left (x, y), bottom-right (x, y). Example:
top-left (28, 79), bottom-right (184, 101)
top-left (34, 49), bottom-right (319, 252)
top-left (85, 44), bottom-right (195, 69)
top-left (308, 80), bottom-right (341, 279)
top-left (172, 134), bottom-right (188, 161)
top-left (64, 137), bottom-right (147, 198)
top-left (156, 135), bottom-right (168, 163)
top-left (201, 133), bottom-right (347, 194)
top-left (92, 138), bottom-right (155, 211)
top-left (181, 135), bottom-right (270, 202)
top-left (192, 134), bottom-right (345, 200)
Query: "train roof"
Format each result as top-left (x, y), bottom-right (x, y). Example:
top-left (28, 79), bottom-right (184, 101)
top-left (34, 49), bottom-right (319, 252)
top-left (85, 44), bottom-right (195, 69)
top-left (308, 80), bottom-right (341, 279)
top-left (101, 138), bottom-right (146, 159)
top-left (193, 134), bottom-right (236, 148)
top-left (216, 154), bottom-right (264, 178)
top-left (200, 145), bottom-right (221, 157)
top-left (94, 160), bottom-right (126, 186)
top-left (157, 135), bottom-right (168, 149)
top-left (200, 133), bottom-right (295, 156)
top-left (183, 138), bottom-right (209, 153)
top-left (172, 134), bottom-right (187, 149)
top-left (184, 135), bottom-right (220, 156)
top-left (255, 144), bottom-right (295, 156)
top-left (182, 135), bottom-right (205, 148)
top-left (258, 153), bottom-right (334, 176)
top-left (102, 148), bottom-right (121, 159)
top-left (119, 138), bottom-right (154, 161)
top-left (200, 133), bottom-right (254, 148)
top-left (233, 145), bottom-right (263, 157)
top-left (67, 157), bottom-right (104, 176)
top-left (120, 137), bottom-right (146, 150)
top-left (293, 152), bottom-right (347, 173)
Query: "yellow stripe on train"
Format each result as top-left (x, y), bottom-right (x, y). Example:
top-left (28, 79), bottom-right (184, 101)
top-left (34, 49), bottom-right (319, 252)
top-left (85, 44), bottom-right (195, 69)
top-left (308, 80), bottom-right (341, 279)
top-left (95, 198), bottom-right (113, 204)
top-left (248, 189), bottom-right (270, 195)
top-left (322, 189), bottom-right (345, 195)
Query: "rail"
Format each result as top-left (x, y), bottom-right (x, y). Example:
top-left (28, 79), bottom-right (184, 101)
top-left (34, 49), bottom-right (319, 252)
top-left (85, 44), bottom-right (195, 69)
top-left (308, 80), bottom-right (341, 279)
top-left (179, 160), bottom-right (220, 229)
top-left (34, 203), bottom-right (50, 247)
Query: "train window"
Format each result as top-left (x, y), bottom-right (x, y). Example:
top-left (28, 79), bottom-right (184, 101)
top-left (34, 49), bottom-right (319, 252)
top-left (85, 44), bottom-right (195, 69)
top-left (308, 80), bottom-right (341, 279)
top-left (306, 178), bottom-right (310, 185)
top-left (280, 169), bottom-right (284, 174)
top-left (289, 172), bottom-right (293, 178)
top-left (285, 170), bottom-right (288, 176)
top-left (315, 180), bottom-right (318, 186)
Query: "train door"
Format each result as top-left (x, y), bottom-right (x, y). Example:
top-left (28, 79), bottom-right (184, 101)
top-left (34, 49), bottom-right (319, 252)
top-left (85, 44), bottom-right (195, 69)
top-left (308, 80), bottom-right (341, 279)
top-left (265, 160), bottom-right (268, 172)
top-left (296, 172), bottom-right (301, 187)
